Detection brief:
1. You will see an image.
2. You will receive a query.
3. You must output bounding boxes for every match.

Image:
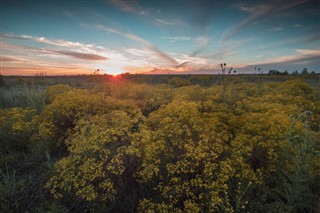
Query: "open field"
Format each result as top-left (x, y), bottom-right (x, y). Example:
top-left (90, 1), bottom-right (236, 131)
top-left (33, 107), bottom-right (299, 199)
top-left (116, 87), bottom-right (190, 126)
top-left (1, 74), bottom-right (319, 212)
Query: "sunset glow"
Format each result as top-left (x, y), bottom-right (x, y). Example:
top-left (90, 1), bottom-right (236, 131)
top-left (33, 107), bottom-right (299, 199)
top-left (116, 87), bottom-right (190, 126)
top-left (1, 0), bottom-right (319, 75)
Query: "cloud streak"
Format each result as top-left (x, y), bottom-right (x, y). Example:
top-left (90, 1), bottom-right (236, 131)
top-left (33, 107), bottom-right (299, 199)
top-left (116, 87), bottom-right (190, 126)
top-left (109, 0), bottom-right (146, 15)
top-left (263, 49), bottom-right (320, 65)
top-left (156, 18), bottom-right (176, 25)
top-left (206, 37), bottom-right (254, 60)
top-left (223, 0), bottom-right (309, 41)
top-left (0, 66), bottom-right (93, 76)
top-left (96, 25), bottom-right (177, 66)
top-left (0, 56), bottom-right (26, 62)
top-left (162, 36), bottom-right (191, 42)
top-left (190, 36), bottom-right (211, 57)
top-left (267, 27), bottom-right (283, 32)
top-left (0, 33), bottom-right (102, 52)
top-left (237, 48), bottom-right (320, 73)
top-left (1, 33), bottom-right (110, 62)
top-left (248, 32), bottom-right (320, 53)
top-left (50, 50), bottom-right (108, 60)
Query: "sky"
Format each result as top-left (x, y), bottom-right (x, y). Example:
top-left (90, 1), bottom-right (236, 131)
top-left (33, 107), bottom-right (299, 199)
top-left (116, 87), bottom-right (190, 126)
top-left (1, 0), bottom-right (319, 75)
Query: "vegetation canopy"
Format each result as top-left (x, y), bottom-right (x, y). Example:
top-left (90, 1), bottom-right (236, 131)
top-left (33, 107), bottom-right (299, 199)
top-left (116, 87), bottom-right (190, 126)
top-left (0, 74), bottom-right (319, 212)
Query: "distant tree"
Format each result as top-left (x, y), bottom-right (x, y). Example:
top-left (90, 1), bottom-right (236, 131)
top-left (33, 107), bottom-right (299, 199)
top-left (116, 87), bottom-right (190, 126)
top-left (268, 70), bottom-right (288, 75)
top-left (301, 68), bottom-right (309, 74)
top-left (292, 70), bottom-right (299, 75)
top-left (0, 72), bottom-right (4, 87)
top-left (268, 70), bottom-right (280, 75)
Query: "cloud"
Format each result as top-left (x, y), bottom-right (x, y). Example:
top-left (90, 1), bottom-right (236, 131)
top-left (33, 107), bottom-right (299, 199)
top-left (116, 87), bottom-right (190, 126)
top-left (156, 18), bottom-right (176, 25)
top-left (50, 50), bottom-right (108, 60)
top-left (63, 9), bottom-right (78, 17)
top-left (195, 36), bottom-right (210, 46)
top-left (123, 50), bottom-right (214, 74)
top-left (96, 25), bottom-right (177, 66)
top-left (0, 56), bottom-right (26, 62)
top-left (267, 27), bottom-right (283, 31)
top-left (175, 61), bottom-right (190, 68)
top-left (296, 49), bottom-right (320, 55)
top-left (110, 0), bottom-right (146, 15)
top-left (162, 36), bottom-right (191, 42)
top-left (140, 65), bottom-right (220, 75)
top-left (110, 0), bottom-right (136, 12)
top-left (264, 49), bottom-right (320, 64)
top-left (188, 1), bottom-right (218, 32)
top-left (293, 24), bottom-right (302, 28)
top-left (1, 66), bottom-right (92, 76)
top-left (249, 32), bottom-right (320, 53)
top-left (223, 0), bottom-right (309, 41)
top-left (190, 36), bottom-right (211, 57)
top-left (207, 37), bottom-right (254, 60)
top-left (0, 33), bottom-right (102, 52)
top-left (1, 39), bottom-right (108, 61)
top-left (237, 48), bottom-right (320, 73)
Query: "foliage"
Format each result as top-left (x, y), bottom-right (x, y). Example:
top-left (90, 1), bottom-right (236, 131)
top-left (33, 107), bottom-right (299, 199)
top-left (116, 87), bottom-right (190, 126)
top-left (0, 84), bottom-right (46, 111)
top-left (0, 75), bottom-right (319, 212)
top-left (0, 107), bottom-right (37, 166)
top-left (46, 109), bottom-right (144, 211)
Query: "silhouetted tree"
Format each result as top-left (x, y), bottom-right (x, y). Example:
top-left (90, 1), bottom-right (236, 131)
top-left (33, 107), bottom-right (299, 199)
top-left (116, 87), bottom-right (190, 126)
top-left (293, 70), bottom-right (299, 75)
top-left (301, 68), bottom-right (309, 75)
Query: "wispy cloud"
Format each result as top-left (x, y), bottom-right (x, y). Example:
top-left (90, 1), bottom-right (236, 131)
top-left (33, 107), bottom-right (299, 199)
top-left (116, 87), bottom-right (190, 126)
top-left (110, 0), bottom-right (135, 12)
top-left (265, 49), bottom-right (320, 64)
top-left (0, 33), bottom-right (102, 52)
top-left (1, 66), bottom-right (93, 76)
top-left (110, 0), bottom-right (146, 15)
top-left (156, 18), bottom-right (176, 25)
top-left (63, 9), bottom-right (78, 17)
top-left (1, 36), bottom-right (111, 75)
top-left (0, 56), bottom-right (26, 62)
top-left (175, 61), bottom-right (190, 68)
top-left (162, 36), bottom-right (191, 42)
top-left (195, 36), bottom-right (210, 46)
top-left (208, 37), bottom-right (254, 60)
top-left (95, 25), bottom-right (177, 66)
top-left (1, 42), bottom-right (108, 62)
top-left (267, 27), bottom-right (283, 31)
top-left (188, 1), bottom-right (218, 32)
top-left (238, 48), bottom-right (320, 73)
top-left (223, 0), bottom-right (309, 41)
top-left (250, 32), bottom-right (320, 53)
top-left (190, 36), bottom-right (211, 57)
top-left (50, 50), bottom-right (108, 60)
top-left (296, 49), bottom-right (320, 55)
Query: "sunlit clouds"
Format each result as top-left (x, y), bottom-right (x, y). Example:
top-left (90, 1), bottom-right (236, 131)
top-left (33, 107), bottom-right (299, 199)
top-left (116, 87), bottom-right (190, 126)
top-left (1, 0), bottom-right (319, 75)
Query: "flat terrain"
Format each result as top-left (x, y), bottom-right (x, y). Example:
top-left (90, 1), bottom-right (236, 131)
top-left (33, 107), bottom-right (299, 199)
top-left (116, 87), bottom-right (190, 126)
top-left (1, 74), bottom-right (319, 212)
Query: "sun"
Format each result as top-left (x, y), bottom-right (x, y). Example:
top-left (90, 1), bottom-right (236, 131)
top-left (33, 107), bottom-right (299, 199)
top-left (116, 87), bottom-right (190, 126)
top-left (103, 64), bottom-right (125, 76)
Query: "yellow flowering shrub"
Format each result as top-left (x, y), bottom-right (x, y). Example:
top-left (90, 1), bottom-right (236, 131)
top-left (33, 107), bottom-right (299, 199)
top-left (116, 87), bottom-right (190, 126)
top-left (0, 107), bottom-right (37, 166)
top-left (136, 100), bottom-right (248, 211)
top-left (33, 90), bottom-right (140, 154)
top-left (46, 109), bottom-right (144, 208)
top-left (46, 84), bottom-right (74, 103)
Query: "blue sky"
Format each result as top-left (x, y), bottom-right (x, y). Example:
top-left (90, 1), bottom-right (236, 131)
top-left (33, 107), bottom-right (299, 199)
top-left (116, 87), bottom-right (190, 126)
top-left (1, 0), bottom-right (319, 75)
